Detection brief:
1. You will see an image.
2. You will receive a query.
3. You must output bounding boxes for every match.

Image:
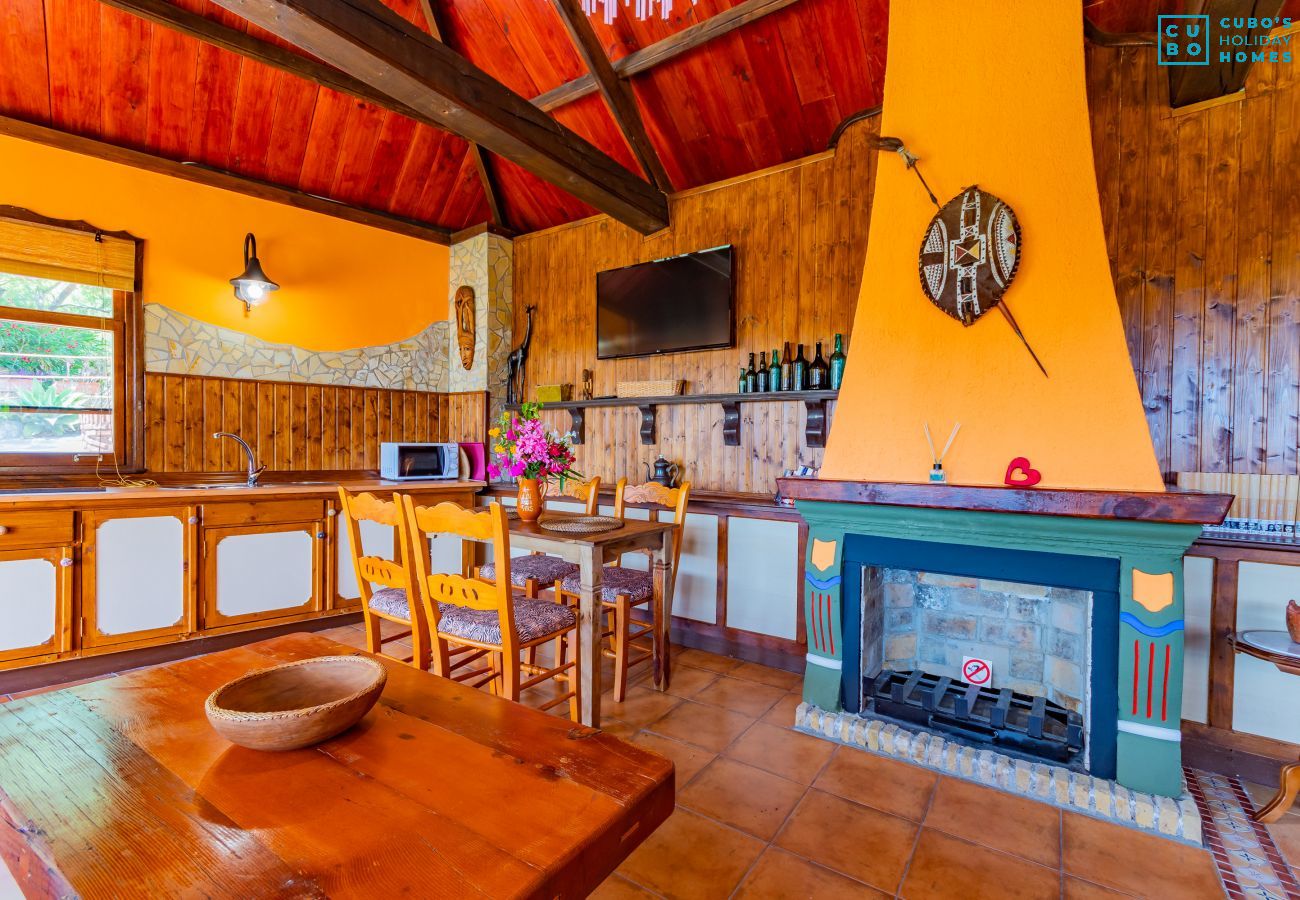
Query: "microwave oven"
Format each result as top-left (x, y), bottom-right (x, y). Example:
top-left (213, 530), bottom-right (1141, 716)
top-left (379, 442), bottom-right (461, 481)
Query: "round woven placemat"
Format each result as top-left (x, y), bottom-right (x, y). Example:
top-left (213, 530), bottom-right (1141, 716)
top-left (537, 515), bottom-right (623, 534)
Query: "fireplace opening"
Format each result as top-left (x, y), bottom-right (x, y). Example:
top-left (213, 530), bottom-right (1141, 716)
top-left (867, 669), bottom-right (1085, 766)
top-left (839, 535), bottom-right (1120, 778)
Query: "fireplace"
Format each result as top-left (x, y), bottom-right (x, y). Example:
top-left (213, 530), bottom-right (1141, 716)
top-left (842, 538), bottom-right (1118, 776)
top-left (779, 478), bottom-right (1230, 840)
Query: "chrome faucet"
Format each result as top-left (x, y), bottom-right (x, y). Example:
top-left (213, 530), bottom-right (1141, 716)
top-left (212, 432), bottom-right (266, 487)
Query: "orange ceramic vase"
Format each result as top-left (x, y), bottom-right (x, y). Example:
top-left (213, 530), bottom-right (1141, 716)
top-left (516, 478), bottom-right (544, 522)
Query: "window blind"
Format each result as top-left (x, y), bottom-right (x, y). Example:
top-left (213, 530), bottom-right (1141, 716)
top-left (0, 215), bottom-right (136, 291)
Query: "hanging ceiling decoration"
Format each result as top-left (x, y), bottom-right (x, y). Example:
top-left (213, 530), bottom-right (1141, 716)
top-left (581, 0), bottom-right (697, 24)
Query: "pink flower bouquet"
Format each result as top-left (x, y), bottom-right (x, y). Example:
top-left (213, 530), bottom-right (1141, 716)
top-left (487, 402), bottom-right (581, 486)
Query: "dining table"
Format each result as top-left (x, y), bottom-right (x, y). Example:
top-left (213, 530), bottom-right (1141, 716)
top-left (505, 513), bottom-right (679, 727)
top-left (0, 632), bottom-right (675, 899)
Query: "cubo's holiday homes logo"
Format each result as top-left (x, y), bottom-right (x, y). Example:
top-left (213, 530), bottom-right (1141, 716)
top-left (1158, 13), bottom-right (1293, 66)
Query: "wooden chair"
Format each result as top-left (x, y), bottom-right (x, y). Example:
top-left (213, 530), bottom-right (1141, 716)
top-left (556, 480), bottom-right (691, 701)
top-left (337, 488), bottom-right (430, 669)
top-left (401, 496), bottom-right (581, 719)
top-left (476, 477), bottom-right (607, 598)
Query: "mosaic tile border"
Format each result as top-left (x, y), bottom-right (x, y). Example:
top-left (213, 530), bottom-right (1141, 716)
top-left (796, 702), bottom-right (1203, 844)
top-left (1186, 767), bottom-right (1300, 899)
top-left (144, 303), bottom-right (448, 391)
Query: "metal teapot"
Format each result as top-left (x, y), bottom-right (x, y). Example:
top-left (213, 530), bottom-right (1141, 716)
top-left (645, 455), bottom-right (681, 488)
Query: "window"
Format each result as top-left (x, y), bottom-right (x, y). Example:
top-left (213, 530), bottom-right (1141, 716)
top-left (0, 209), bottom-right (143, 473)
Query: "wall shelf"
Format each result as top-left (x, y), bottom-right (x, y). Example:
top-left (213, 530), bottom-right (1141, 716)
top-left (510, 390), bottom-right (838, 448)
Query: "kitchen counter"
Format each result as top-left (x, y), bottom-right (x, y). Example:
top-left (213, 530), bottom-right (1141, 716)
top-left (0, 478), bottom-right (486, 510)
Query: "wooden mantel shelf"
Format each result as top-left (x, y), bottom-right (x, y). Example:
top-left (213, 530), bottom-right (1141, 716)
top-left (775, 477), bottom-right (1233, 525)
top-left (511, 390), bottom-right (838, 448)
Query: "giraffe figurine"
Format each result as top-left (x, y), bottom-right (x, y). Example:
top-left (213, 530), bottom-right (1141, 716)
top-left (506, 305), bottom-right (536, 406)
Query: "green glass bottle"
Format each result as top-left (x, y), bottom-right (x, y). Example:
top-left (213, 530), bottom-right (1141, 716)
top-left (780, 341), bottom-right (793, 391)
top-left (756, 351), bottom-right (769, 392)
top-left (791, 343), bottom-right (808, 392)
top-left (738, 364), bottom-right (748, 394)
top-left (829, 333), bottom-right (847, 390)
top-left (745, 353), bottom-right (757, 393)
top-left (768, 348), bottom-right (781, 392)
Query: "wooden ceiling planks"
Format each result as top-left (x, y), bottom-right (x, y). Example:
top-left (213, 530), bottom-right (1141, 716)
top-left (0, 0), bottom-right (1265, 235)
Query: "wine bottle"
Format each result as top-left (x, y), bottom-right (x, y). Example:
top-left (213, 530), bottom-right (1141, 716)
top-left (738, 365), bottom-right (748, 394)
top-left (809, 341), bottom-right (829, 390)
top-left (781, 341), bottom-right (793, 391)
top-left (792, 344), bottom-right (808, 392)
top-left (745, 353), bottom-right (757, 394)
top-left (756, 351), bottom-right (769, 392)
top-left (768, 348), bottom-right (781, 392)
top-left (829, 333), bottom-right (847, 390)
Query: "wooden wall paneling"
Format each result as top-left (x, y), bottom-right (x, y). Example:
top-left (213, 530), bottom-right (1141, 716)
top-left (1266, 60), bottom-right (1300, 475)
top-left (1140, 66), bottom-right (1176, 475)
top-left (1170, 109), bottom-right (1208, 475)
top-left (141, 375), bottom-right (480, 474)
top-left (1231, 92), bottom-right (1275, 474)
top-left (1199, 101), bottom-right (1242, 473)
top-left (1114, 48), bottom-right (1151, 386)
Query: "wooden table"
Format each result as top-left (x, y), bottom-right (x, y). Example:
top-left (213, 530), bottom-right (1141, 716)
top-left (0, 633), bottom-right (675, 899)
top-left (507, 516), bottom-right (678, 726)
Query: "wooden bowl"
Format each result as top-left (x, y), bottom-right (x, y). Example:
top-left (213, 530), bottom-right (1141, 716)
top-left (205, 655), bottom-right (387, 752)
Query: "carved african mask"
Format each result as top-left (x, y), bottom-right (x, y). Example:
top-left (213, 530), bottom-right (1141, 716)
top-left (454, 285), bottom-right (475, 370)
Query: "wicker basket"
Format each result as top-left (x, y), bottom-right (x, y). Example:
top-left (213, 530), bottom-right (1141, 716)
top-left (616, 379), bottom-right (684, 399)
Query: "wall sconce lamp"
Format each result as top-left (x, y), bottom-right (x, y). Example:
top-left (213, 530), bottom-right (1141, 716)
top-left (230, 233), bottom-right (279, 314)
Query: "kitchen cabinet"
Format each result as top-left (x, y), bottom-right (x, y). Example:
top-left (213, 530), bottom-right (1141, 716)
top-left (0, 546), bottom-right (73, 665)
top-left (201, 499), bottom-right (327, 630)
top-left (80, 507), bottom-right (196, 650)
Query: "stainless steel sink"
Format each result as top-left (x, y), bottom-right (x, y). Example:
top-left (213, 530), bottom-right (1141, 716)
top-left (157, 481), bottom-right (338, 490)
top-left (0, 486), bottom-right (108, 494)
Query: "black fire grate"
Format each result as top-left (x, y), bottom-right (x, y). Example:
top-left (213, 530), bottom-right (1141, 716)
top-left (867, 669), bottom-right (1084, 765)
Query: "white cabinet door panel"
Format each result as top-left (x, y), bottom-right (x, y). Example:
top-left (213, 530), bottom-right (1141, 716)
top-left (0, 557), bottom-right (56, 652)
top-left (337, 518), bottom-right (395, 601)
top-left (661, 511), bottom-right (717, 624)
top-left (95, 516), bottom-right (185, 636)
top-left (217, 530), bottom-right (315, 617)
top-left (726, 517), bottom-right (800, 639)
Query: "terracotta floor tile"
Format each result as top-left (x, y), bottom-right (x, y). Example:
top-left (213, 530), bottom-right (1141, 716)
top-left (761, 691), bottom-right (803, 728)
top-left (674, 648), bottom-right (743, 674)
top-left (1064, 876), bottom-right (1138, 898)
top-left (734, 848), bottom-right (889, 899)
top-left (648, 700), bottom-right (754, 752)
top-left (618, 808), bottom-right (765, 899)
top-left (678, 758), bottom-right (806, 840)
top-left (631, 731), bottom-right (717, 788)
top-left (659, 665), bottom-right (721, 699)
top-left (692, 675), bottom-right (788, 717)
top-left (900, 829), bottom-right (1060, 900)
top-left (924, 776), bottom-right (1060, 867)
top-left (598, 718), bottom-right (640, 741)
top-left (1062, 811), bottom-right (1223, 898)
top-left (775, 789), bottom-right (918, 892)
top-left (1267, 814), bottom-right (1300, 865)
top-left (603, 685), bottom-right (684, 728)
top-left (725, 722), bottom-right (836, 785)
top-left (728, 661), bottom-right (803, 691)
top-left (589, 874), bottom-right (660, 898)
top-left (814, 746), bottom-right (938, 821)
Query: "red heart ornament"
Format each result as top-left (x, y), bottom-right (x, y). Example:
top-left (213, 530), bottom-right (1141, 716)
top-left (1004, 457), bottom-right (1042, 487)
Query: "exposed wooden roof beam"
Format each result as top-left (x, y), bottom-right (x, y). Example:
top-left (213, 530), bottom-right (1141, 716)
top-left (0, 115), bottom-right (452, 243)
top-left (533, 0), bottom-right (802, 113)
top-left (1167, 0), bottom-right (1285, 107)
top-left (208, 0), bottom-right (668, 234)
top-left (549, 0), bottom-right (672, 192)
top-left (416, 0), bottom-right (508, 229)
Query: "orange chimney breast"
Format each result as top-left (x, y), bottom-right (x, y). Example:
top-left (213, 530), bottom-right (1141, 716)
top-left (821, 0), bottom-right (1165, 493)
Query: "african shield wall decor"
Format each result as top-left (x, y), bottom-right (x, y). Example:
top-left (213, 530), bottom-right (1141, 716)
top-left (918, 185), bottom-right (1021, 326)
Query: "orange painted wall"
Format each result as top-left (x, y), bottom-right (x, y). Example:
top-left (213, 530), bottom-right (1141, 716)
top-left (821, 0), bottom-right (1164, 492)
top-left (0, 135), bottom-right (448, 351)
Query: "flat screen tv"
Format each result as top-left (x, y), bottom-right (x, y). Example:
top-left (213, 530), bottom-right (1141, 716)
top-left (596, 245), bottom-right (734, 359)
